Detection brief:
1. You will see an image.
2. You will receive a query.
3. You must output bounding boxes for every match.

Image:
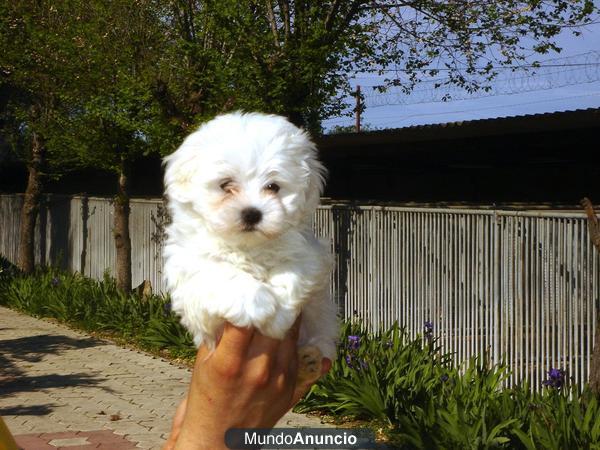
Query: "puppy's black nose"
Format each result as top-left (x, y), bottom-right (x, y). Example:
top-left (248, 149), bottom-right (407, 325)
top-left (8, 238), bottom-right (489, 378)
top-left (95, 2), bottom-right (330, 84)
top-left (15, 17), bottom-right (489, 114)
top-left (241, 207), bottom-right (262, 227)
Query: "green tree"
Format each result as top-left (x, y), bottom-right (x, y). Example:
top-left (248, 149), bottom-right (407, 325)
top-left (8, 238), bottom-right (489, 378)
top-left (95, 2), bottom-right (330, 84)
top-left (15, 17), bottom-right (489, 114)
top-left (582, 198), bottom-right (600, 396)
top-left (1, 0), bottom-right (596, 286)
top-left (154, 0), bottom-right (596, 134)
top-left (0, 1), bottom-right (178, 290)
top-left (0, 1), bottom-right (82, 273)
top-left (50, 0), bottom-right (179, 292)
top-left (153, 1), bottom-right (374, 134)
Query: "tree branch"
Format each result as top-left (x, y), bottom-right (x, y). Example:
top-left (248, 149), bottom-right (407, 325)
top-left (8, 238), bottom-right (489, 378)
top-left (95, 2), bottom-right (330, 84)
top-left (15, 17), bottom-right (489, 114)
top-left (277, 0), bottom-right (290, 41)
top-left (324, 0), bottom-right (343, 31)
top-left (265, 0), bottom-right (280, 47)
top-left (329, 0), bottom-right (364, 41)
top-left (582, 198), bottom-right (600, 252)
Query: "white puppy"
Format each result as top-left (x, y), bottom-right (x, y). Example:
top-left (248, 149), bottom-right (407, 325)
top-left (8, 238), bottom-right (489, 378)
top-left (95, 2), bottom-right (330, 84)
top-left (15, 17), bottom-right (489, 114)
top-left (163, 111), bottom-right (338, 381)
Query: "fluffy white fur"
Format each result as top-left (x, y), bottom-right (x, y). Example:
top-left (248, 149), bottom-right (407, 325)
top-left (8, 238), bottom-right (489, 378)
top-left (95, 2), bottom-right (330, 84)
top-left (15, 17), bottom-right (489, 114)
top-left (163, 111), bottom-right (338, 361)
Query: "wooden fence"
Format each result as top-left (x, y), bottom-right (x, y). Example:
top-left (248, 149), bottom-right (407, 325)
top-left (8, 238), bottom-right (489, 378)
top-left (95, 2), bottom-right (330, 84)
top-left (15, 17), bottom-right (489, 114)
top-left (1, 194), bottom-right (598, 390)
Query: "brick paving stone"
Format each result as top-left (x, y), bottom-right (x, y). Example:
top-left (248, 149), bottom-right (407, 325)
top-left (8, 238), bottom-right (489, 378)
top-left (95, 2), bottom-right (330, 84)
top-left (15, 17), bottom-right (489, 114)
top-left (97, 443), bottom-right (137, 450)
top-left (1, 306), bottom-right (333, 449)
top-left (54, 446), bottom-right (99, 450)
top-left (13, 430), bottom-right (138, 450)
top-left (105, 420), bottom-right (151, 436)
top-left (40, 431), bottom-right (85, 440)
top-left (11, 418), bottom-right (65, 434)
top-left (13, 434), bottom-right (56, 450)
top-left (125, 431), bottom-right (165, 449)
top-left (47, 436), bottom-right (91, 446)
top-left (85, 430), bottom-right (132, 443)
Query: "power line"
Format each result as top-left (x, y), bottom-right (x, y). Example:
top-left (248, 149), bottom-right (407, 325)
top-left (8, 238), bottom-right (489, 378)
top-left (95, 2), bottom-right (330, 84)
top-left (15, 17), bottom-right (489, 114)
top-left (323, 91), bottom-right (600, 127)
top-left (355, 63), bottom-right (600, 88)
top-left (349, 51), bottom-right (600, 74)
top-left (374, 92), bottom-right (600, 127)
top-left (324, 52), bottom-right (600, 128)
top-left (358, 52), bottom-right (600, 107)
top-left (390, 91), bottom-right (600, 121)
top-left (352, 62), bottom-right (600, 73)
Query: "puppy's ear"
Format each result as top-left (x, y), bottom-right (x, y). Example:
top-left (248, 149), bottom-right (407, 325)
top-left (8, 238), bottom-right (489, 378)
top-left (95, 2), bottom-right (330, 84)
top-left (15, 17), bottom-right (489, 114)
top-left (163, 148), bottom-right (200, 204)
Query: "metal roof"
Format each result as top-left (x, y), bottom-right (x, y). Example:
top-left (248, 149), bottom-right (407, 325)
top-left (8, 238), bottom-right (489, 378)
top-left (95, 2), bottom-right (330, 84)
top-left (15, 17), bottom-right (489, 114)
top-left (317, 108), bottom-right (600, 150)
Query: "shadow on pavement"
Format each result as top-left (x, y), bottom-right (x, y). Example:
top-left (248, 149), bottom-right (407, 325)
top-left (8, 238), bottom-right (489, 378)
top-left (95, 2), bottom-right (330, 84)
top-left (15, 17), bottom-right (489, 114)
top-left (0, 334), bottom-right (101, 364)
top-left (0, 404), bottom-right (56, 416)
top-left (0, 334), bottom-right (109, 398)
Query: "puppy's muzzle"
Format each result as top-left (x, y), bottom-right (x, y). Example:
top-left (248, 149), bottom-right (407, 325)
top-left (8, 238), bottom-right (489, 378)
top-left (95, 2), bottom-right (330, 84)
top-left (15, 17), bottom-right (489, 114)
top-left (241, 207), bottom-right (262, 230)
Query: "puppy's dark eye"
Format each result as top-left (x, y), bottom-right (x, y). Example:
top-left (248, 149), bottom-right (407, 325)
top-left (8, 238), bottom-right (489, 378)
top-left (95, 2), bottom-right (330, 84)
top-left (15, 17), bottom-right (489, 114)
top-left (220, 179), bottom-right (234, 192)
top-left (264, 183), bottom-right (280, 193)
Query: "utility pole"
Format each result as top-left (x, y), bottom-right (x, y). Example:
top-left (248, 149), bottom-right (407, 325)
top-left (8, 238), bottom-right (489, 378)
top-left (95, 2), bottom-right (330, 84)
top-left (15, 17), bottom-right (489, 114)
top-left (355, 85), bottom-right (361, 133)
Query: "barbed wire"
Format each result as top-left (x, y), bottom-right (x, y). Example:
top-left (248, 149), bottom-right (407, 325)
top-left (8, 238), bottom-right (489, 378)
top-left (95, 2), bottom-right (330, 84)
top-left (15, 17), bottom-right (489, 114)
top-left (373, 91), bottom-right (600, 126)
top-left (359, 51), bottom-right (600, 108)
top-left (324, 90), bottom-right (600, 127)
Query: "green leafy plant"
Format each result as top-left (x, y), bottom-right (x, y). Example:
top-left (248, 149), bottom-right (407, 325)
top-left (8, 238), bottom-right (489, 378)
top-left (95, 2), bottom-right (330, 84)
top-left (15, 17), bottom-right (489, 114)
top-left (3, 265), bottom-right (600, 449)
top-left (0, 265), bottom-right (195, 359)
top-left (297, 320), bottom-right (600, 449)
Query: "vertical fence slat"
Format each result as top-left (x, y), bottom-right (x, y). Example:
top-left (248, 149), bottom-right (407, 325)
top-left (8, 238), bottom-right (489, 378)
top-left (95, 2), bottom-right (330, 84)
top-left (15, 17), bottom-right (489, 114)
top-left (1, 194), bottom-right (598, 392)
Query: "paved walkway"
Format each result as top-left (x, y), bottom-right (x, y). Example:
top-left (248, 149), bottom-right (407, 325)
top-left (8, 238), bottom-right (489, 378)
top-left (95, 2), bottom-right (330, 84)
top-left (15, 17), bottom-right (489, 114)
top-left (0, 306), bottom-right (330, 449)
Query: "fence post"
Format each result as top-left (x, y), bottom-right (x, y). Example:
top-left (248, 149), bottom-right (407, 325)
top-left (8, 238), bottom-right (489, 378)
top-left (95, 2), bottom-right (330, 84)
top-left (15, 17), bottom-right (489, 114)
top-left (493, 210), bottom-right (501, 367)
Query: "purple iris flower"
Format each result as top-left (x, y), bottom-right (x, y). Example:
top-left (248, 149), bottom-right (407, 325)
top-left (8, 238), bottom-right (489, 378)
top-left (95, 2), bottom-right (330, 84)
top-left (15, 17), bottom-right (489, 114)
top-left (549, 368), bottom-right (562, 379)
top-left (345, 335), bottom-right (365, 371)
top-left (51, 277), bottom-right (60, 287)
top-left (345, 354), bottom-right (354, 369)
top-left (424, 321), bottom-right (434, 341)
top-left (424, 321), bottom-right (433, 333)
top-left (348, 335), bottom-right (360, 350)
top-left (345, 354), bottom-right (367, 371)
top-left (543, 368), bottom-right (566, 389)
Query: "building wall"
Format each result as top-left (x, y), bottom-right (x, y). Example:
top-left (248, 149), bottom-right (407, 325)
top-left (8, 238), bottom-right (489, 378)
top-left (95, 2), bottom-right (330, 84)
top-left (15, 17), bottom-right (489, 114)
top-left (321, 127), bottom-right (600, 203)
top-left (3, 110), bottom-right (599, 204)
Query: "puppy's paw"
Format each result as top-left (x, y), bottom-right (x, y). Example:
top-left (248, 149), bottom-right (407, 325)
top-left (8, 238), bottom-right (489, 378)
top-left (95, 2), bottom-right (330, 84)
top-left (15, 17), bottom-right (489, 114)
top-left (270, 272), bottom-right (301, 304)
top-left (244, 284), bottom-right (279, 327)
top-left (258, 307), bottom-right (298, 340)
top-left (297, 345), bottom-right (322, 385)
top-left (218, 277), bottom-right (278, 329)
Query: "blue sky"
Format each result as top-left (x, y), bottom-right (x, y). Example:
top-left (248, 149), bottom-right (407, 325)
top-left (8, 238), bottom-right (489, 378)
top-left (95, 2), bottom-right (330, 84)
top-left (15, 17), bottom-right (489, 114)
top-left (323, 17), bottom-right (600, 132)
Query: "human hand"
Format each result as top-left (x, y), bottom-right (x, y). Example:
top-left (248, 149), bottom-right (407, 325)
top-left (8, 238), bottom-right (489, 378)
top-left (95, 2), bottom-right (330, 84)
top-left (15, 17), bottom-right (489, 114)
top-left (163, 319), bottom-right (331, 450)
